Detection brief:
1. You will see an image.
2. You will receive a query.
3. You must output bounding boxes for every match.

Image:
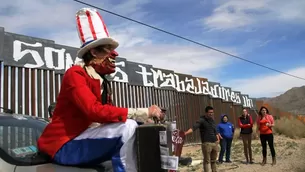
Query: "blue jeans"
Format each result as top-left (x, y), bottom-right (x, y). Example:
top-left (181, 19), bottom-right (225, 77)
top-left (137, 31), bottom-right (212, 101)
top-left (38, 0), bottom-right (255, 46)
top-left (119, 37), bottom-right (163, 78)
top-left (218, 138), bottom-right (233, 162)
top-left (53, 119), bottom-right (138, 172)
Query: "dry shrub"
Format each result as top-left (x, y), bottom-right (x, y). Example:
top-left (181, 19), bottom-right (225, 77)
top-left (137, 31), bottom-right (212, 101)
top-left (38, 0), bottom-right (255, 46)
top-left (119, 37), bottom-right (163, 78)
top-left (234, 124), bottom-right (258, 140)
top-left (273, 117), bottom-right (305, 139)
top-left (295, 144), bottom-right (305, 172)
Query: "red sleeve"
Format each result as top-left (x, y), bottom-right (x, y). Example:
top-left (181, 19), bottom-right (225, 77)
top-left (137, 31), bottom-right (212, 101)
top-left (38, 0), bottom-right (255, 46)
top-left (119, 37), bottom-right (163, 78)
top-left (239, 116), bottom-right (253, 129)
top-left (238, 118), bottom-right (244, 128)
top-left (249, 115), bottom-right (253, 127)
top-left (65, 68), bottom-right (128, 123)
top-left (268, 115), bottom-right (274, 124)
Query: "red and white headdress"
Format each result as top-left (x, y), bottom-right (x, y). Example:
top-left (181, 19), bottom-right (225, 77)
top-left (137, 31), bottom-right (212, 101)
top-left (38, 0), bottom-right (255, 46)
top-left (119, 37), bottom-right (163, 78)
top-left (75, 8), bottom-right (119, 58)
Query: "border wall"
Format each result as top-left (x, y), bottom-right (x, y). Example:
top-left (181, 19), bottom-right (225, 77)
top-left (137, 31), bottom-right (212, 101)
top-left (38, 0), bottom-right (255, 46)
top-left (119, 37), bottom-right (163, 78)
top-left (0, 26), bottom-right (303, 144)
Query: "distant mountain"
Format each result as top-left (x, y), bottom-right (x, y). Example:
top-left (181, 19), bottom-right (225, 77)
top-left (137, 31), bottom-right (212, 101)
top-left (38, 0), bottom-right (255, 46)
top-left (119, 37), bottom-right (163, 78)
top-left (256, 97), bottom-right (272, 102)
top-left (261, 86), bottom-right (305, 115)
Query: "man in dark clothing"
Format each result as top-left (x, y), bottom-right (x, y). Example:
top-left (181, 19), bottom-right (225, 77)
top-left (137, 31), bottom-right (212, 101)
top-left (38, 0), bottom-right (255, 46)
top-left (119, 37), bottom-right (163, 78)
top-left (238, 108), bottom-right (254, 164)
top-left (184, 106), bottom-right (220, 172)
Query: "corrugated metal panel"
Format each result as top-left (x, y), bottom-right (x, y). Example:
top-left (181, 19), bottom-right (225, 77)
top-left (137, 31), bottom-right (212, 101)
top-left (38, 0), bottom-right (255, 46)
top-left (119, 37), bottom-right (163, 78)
top-left (0, 64), bottom-right (62, 118)
top-left (212, 99), bottom-right (222, 123)
top-left (231, 105), bottom-right (242, 127)
top-left (0, 63), bottom-right (301, 145)
top-left (0, 61), bottom-right (3, 109)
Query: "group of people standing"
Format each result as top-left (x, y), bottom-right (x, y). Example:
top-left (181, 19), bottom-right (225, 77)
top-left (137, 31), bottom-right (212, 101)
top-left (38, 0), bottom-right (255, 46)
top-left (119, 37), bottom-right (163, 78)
top-left (185, 106), bottom-right (276, 172)
top-left (238, 106), bottom-right (276, 166)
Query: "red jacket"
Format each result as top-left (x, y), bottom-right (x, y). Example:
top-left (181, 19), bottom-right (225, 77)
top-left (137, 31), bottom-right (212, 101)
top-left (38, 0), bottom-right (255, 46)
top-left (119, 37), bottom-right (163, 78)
top-left (238, 115), bottom-right (253, 129)
top-left (256, 114), bottom-right (274, 134)
top-left (37, 66), bottom-right (128, 158)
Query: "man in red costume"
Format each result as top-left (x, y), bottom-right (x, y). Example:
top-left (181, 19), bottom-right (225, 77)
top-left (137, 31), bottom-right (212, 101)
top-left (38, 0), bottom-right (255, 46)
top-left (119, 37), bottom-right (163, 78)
top-left (37, 8), bottom-right (161, 172)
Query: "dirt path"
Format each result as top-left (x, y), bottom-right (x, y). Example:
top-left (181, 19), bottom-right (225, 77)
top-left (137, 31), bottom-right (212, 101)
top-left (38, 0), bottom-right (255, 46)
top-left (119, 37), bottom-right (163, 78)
top-left (179, 135), bottom-right (305, 172)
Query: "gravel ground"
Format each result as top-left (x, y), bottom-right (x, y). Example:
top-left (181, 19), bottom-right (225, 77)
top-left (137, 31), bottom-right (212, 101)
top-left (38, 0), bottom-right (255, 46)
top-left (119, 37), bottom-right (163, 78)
top-left (179, 135), bottom-right (305, 172)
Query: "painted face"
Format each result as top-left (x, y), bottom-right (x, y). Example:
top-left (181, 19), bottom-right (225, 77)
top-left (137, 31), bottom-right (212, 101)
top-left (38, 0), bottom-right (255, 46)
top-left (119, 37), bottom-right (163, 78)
top-left (206, 109), bottom-right (214, 119)
top-left (223, 116), bottom-right (228, 122)
top-left (89, 45), bottom-right (118, 75)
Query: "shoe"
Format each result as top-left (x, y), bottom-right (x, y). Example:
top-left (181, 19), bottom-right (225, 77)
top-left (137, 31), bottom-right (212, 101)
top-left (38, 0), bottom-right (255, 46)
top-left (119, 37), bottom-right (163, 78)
top-left (261, 157), bottom-right (266, 166)
top-left (272, 157), bottom-right (276, 166)
top-left (225, 160), bottom-right (232, 163)
top-left (217, 160), bottom-right (223, 164)
top-left (242, 161), bottom-right (249, 164)
top-left (249, 161), bottom-right (254, 164)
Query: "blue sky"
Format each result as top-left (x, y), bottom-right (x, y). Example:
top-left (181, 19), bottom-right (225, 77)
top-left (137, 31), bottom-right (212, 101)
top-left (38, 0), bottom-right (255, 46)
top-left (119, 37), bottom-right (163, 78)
top-left (1, 0), bottom-right (305, 97)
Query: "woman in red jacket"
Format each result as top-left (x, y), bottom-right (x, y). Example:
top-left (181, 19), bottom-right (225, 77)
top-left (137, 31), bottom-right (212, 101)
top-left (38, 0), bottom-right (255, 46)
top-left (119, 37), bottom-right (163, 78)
top-left (37, 8), bottom-right (161, 172)
top-left (256, 106), bottom-right (276, 166)
top-left (238, 108), bottom-right (254, 164)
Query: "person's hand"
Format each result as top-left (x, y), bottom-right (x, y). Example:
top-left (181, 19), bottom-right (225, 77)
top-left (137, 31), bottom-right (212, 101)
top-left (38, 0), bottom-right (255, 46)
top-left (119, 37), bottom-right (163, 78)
top-left (160, 112), bottom-right (165, 121)
top-left (148, 105), bottom-right (161, 120)
top-left (146, 118), bottom-right (155, 124)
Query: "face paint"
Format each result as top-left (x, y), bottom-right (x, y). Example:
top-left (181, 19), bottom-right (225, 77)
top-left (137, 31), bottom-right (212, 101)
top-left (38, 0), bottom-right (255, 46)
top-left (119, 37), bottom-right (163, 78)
top-left (90, 49), bottom-right (118, 75)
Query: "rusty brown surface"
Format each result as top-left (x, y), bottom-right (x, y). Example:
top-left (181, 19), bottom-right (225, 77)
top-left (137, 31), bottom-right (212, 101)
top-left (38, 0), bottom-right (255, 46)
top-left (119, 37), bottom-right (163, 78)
top-left (0, 63), bottom-right (302, 144)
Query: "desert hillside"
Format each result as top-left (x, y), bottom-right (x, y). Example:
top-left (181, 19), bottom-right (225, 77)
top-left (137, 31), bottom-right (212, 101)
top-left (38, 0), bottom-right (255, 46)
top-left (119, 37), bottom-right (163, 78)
top-left (260, 85), bottom-right (305, 115)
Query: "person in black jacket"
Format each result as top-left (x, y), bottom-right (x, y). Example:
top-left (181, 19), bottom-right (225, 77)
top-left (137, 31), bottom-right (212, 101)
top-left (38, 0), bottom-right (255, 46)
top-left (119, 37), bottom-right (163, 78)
top-left (238, 108), bottom-right (254, 164)
top-left (184, 106), bottom-right (220, 172)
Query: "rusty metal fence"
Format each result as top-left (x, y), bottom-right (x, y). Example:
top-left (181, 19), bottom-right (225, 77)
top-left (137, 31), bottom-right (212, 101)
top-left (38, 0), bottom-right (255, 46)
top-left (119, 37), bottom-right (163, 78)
top-left (0, 62), bottom-right (63, 117)
top-left (0, 61), bottom-right (213, 144)
top-left (0, 61), bottom-right (303, 145)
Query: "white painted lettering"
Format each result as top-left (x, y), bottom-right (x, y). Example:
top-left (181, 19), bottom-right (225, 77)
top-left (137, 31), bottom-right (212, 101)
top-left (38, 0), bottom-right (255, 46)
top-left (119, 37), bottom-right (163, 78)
top-left (194, 78), bottom-right (202, 94)
top-left (65, 53), bottom-right (74, 70)
top-left (44, 47), bottom-right (65, 70)
top-left (185, 77), bottom-right (194, 94)
top-left (242, 96), bottom-right (247, 107)
top-left (136, 65), bottom-right (154, 87)
top-left (175, 74), bottom-right (186, 92)
top-left (151, 69), bottom-right (163, 88)
top-left (242, 95), bottom-right (253, 108)
top-left (220, 87), bottom-right (230, 101)
top-left (201, 81), bottom-right (210, 95)
top-left (235, 93), bottom-right (242, 104)
top-left (230, 91), bottom-right (236, 102)
top-left (10, 40), bottom-right (255, 106)
top-left (209, 84), bottom-right (220, 98)
top-left (247, 98), bottom-right (253, 108)
top-left (219, 87), bottom-right (223, 99)
top-left (112, 61), bottom-right (128, 82)
top-left (13, 40), bottom-right (44, 68)
top-left (160, 73), bottom-right (175, 88)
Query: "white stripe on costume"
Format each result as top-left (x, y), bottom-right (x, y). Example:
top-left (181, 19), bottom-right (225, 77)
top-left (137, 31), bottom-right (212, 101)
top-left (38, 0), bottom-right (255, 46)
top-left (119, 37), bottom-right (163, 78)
top-left (92, 13), bottom-right (108, 39)
top-left (74, 119), bottom-right (138, 172)
top-left (78, 11), bottom-right (95, 44)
